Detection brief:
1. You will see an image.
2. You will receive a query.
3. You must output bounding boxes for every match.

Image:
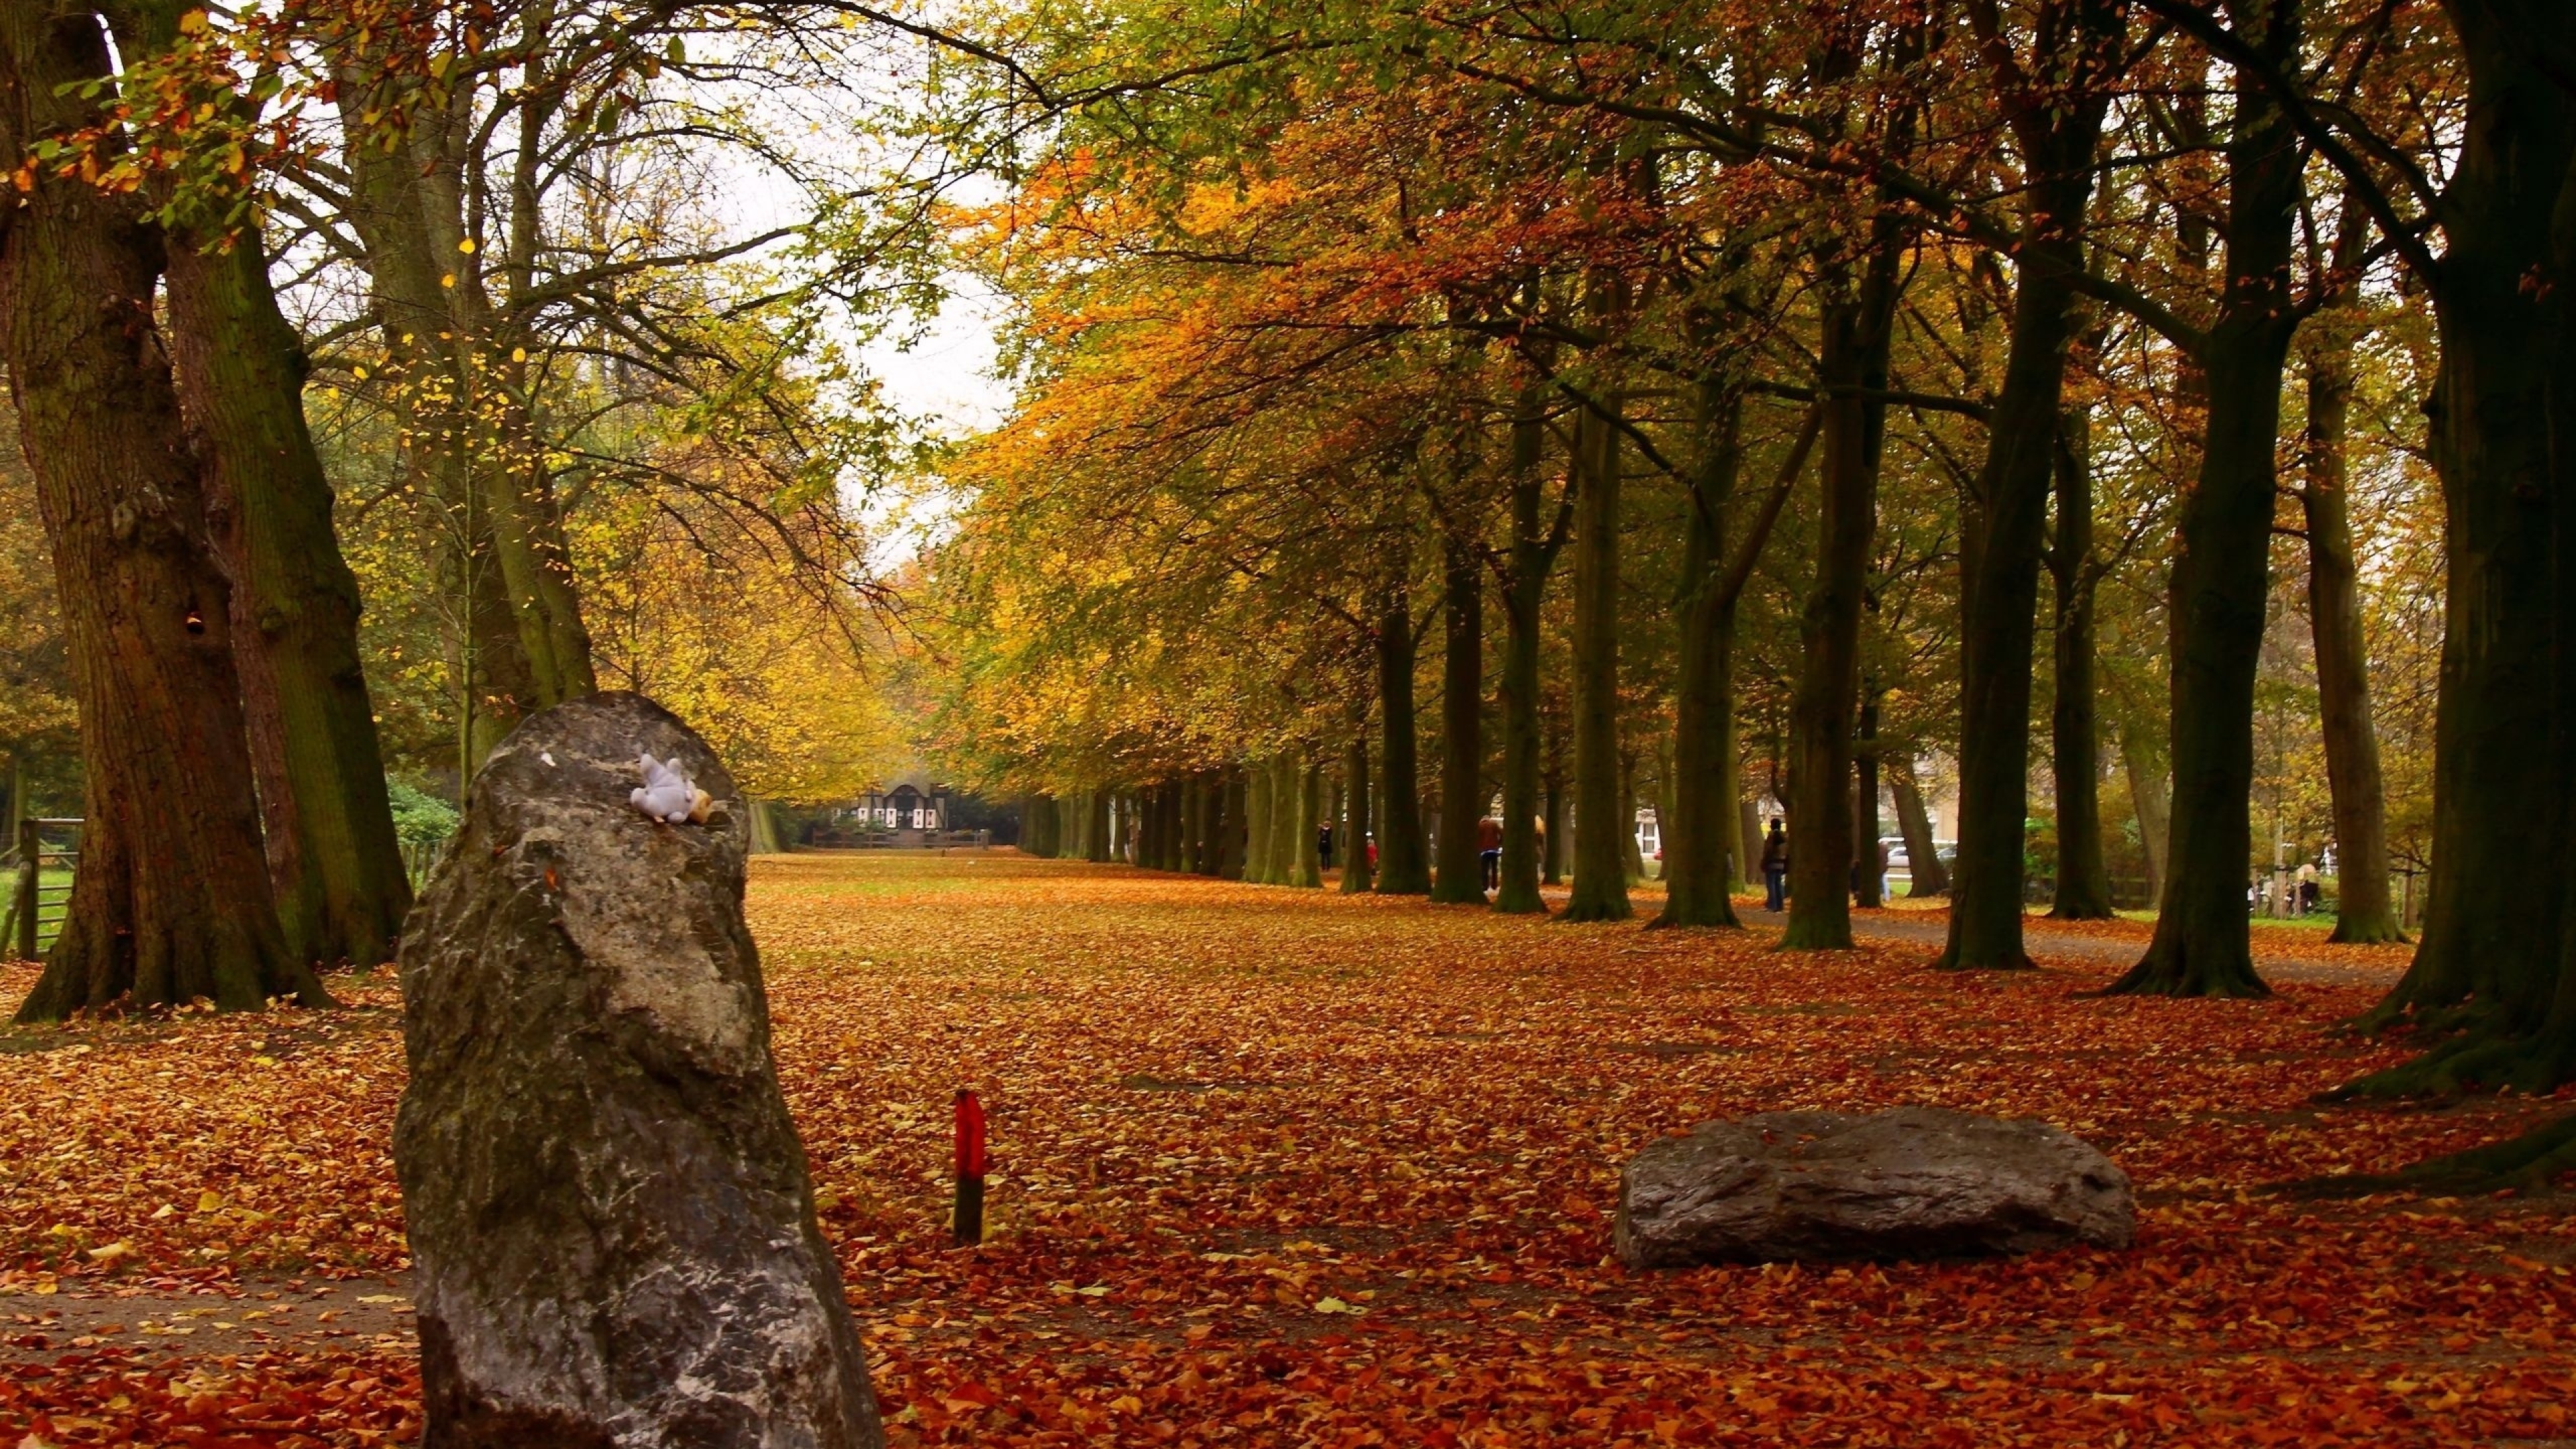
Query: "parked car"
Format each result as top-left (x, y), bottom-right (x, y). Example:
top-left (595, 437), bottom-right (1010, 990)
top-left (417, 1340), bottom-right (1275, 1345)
top-left (1884, 839), bottom-right (1957, 873)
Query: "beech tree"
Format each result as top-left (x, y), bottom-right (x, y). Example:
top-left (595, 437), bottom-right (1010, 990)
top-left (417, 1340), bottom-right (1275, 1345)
top-left (1, 8), bottom-right (329, 1018)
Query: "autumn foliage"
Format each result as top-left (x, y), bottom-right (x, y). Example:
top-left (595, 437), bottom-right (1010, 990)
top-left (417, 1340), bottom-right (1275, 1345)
top-left (6, 854), bottom-right (2573, 1446)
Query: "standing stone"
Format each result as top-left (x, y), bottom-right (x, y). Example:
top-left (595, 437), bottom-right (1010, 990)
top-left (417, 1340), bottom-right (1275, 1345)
top-left (395, 692), bottom-right (882, 1449)
top-left (1615, 1106), bottom-right (2134, 1268)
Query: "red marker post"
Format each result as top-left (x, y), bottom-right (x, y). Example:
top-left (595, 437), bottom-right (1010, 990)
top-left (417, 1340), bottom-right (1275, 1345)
top-left (953, 1089), bottom-right (987, 1246)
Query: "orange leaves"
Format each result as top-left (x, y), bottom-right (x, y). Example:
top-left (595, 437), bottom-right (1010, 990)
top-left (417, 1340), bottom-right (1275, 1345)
top-left (7, 854), bottom-right (2576, 1445)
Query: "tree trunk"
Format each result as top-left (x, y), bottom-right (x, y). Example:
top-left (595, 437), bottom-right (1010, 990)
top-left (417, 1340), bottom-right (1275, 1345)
top-left (1375, 592), bottom-right (1430, 894)
top-left (1648, 386), bottom-right (1752, 922)
top-left (1890, 753), bottom-right (1948, 897)
top-left (2340, 1), bottom-right (2573, 1093)
top-left (116, 0), bottom-right (410, 973)
top-left (1244, 767), bottom-right (1273, 883)
top-left (1494, 381), bottom-right (1554, 914)
top-left (2048, 407), bottom-right (2116, 919)
top-left (1541, 760), bottom-right (1565, 886)
top-left (1851, 688), bottom-right (1882, 910)
top-left (1341, 733), bottom-right (1374, 893)
top-left (1084, 791), bottom-right (1112, 864)
top-left (2298, 327), bottom-right (2404, 943)
top-left (2118, 724), bottom-right (2169, 900)
top-left (1736, 796), bottom-right (1762, 890)
top-left (1431, 536), bottom-right (1487, 903)
top-left (1564, 381), bottom-right (1631, 922)
top-left (1218, 770), bottom-right (1246, 879)
top-left (1620, 749), bottom-right (1646, 881)
top-left (330, 34), bottom-right (592, 720)
top-left (1782, 254), bottom-right (1898, 949)
top-left (2107, 7), bottom-right (2302, 998)
top-left (3, 10), bottom-right (328, 1020)
top-left (1293, 763), bottom-right (1324, 888)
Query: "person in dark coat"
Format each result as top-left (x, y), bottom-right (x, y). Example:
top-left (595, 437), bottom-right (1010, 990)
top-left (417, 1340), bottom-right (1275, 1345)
top-left (1760, 819), bottom-right (1790, 912)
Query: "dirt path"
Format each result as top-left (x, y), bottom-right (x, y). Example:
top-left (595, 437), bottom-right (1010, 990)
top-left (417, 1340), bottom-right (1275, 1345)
top-left (0, 1274), bottom-right (414, 1367)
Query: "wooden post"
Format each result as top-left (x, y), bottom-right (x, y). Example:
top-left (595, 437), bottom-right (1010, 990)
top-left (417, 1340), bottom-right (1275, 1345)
top-left (14, 818), bottom-right (37, 963)
top-left (952, 1089), bottom-right (987, 1246)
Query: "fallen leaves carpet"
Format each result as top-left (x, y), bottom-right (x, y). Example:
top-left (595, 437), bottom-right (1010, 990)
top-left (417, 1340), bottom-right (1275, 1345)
top-left (3, 852), bottom-right (2572, 1446)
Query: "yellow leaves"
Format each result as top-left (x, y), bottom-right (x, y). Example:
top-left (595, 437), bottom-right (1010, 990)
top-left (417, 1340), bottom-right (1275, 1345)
top-left (458, 237), bottom-right (477, 254)
top-left (439, 274), bottom-right (457, 289)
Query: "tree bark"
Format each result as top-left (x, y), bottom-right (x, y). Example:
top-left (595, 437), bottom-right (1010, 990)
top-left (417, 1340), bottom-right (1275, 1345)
top-left (1430, 535), bottom-right (1487, 902)
top-left (2345, 0), bottom-right (2570, 1065)
top-left (1656, 384), bottom-right (1753, 925)
top-left (1889, 753), bottom-right (1948, 896)
top-left (1217, 769), bottom-right (1246, 879)
top-left (1564, 374), bottom-right (1631, 922)
top-left (2048, 407), bottom-right (2116, 919)
top-left (329, 29), bottom-right (592, 724)
top-left (1493, 380), bottom-right (1556, 914)
top-left (1374, 590), bottom-right (1430, 894)
top-left (1852, 687), bottom-right (1883, 910)
top-left (156, 221), bottom-right (411, 973)
top-left (1782, 246), bottom-right (1899, 950)
top-left (1293, 763), bottom-right (1324, 888)
top-left (3, 9), bottom-right (328, 1020)
top-left (1340, 733), bottom-right (1374, 893)
top-left (2106, 4), bottom-right (2303, 998)
top-left (1542, 756), bottom-right (1566, 885)
top-left (1938, 0), bottom-right (2121, 964)
top-left (2297, 319), bottom-right (2404, 943)
top-left (1084, 790), bottom-right (1112, 864)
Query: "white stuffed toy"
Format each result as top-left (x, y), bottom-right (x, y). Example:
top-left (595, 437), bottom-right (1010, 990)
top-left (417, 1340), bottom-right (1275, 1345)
top-left (631, 753), bottom-right (711, 824)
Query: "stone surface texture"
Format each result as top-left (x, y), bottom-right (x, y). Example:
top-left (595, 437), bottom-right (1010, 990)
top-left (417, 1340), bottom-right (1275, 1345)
top-left (394, 692), bottom-right (881, 1449)
top-left (1615, 1106), bottom-right (2134, 1269)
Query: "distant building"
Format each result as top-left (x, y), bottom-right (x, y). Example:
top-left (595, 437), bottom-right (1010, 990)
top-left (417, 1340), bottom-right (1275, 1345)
top-left (824, 773), bottom-right (953, 847)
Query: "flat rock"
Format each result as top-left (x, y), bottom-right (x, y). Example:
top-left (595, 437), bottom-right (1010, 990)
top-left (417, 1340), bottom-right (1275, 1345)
top-left (394, 692), bottom-right (881, 1448)
top-left (1615, 1106), bottom-right (2134, 1268)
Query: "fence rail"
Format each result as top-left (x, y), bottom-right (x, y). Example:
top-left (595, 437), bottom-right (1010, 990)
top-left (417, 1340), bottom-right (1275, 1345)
top-left (7, 817), bottom-right (82, 962)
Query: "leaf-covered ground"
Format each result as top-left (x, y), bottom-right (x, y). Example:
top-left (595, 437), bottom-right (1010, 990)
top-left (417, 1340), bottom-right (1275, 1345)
top-left (4, 852), bottom-right (2574, 1446)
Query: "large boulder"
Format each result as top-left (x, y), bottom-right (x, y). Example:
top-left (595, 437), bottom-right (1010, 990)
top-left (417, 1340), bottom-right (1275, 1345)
top-left (1615, 1106), bottom-right (2133, 1269)
top-left (394, 692), bottom-right (882, 1448)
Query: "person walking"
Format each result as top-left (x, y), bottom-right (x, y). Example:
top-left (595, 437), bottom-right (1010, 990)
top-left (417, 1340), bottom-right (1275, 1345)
top-left (1760, 818), bottom-right (1790, 912)
top-left (1477, 815), bottom-right (1503, 892)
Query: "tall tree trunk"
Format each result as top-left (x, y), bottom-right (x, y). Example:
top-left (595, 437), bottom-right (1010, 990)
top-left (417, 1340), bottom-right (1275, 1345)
top-left (155, 225), bottom-right (411, 971)
top-left (1375, 592), bottom-right (1430, 894)
top-left (1431, 536), bottom-right (1487, 903)
top-left (1890, 753), bottom-right (1948, 897)
top-left (3, 10), bottom-right (328, 1020)
top-left (168, 236), bottom-right (411, 967)
top-left (2118, 723), bottom-right (2169, 900)
top-left (1938, 0), bottom-right (2119, 963)
top-left (1619, 749), bottom-right (1646, 881)
top-left (1542, 757), bottom-right (1566, 885)
top-left (1564, 379), bottom-right (1631, 922)
top-left (1648, 389), bottom-right (1752, 922)
top-left (2048, 407), bottom-right (2116, 919)
top-left (1217, 770), bottom-right (1246, 879)
top-left (1341, 733), bottom-right (1374, 893)
top-left (1782, 252), bottom-right (1899, 949)
top-left (1244, 767), bottom-right (1274, 883)
top-left (2108, 5), bottom-right (2304, 998)
top-left (2298, 321), bottom-right (2404, 943)
top-left (1084, 791), bottom-right (1112, 864)
top-left (330, 33), bottom-right (592, 719)
top-left (1292, 763), bottom-right (1324, 888)
top-left (1493, 380), bottom-right (1557, 914)
top-left (1852, 687), bottom-right (1883, 910)
top-left (1736, 796), bottom-right (1762, 890)
top-left (2344, 2), bottom-right (2573, 1093)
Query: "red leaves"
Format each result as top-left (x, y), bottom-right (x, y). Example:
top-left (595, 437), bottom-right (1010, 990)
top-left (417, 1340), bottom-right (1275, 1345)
top-left (5, 856), bottom-right (2573, 1445)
